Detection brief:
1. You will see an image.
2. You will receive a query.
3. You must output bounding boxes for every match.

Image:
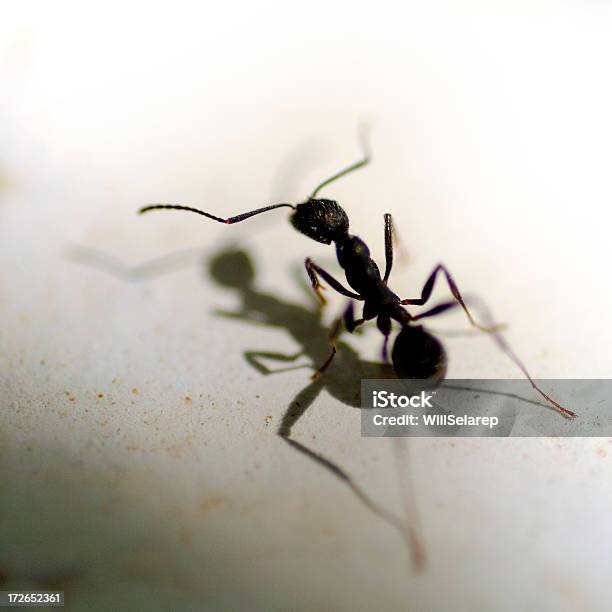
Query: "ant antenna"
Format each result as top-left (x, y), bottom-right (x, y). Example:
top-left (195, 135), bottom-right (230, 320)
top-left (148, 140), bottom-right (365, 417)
top-left (310, 125), bottom-right (372, 198)
top-left (138, 202), bottom-right (295, 224)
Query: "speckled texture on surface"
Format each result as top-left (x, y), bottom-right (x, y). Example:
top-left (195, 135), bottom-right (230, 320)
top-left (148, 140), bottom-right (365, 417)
top-left (1, 4), bottom-right (612, 611)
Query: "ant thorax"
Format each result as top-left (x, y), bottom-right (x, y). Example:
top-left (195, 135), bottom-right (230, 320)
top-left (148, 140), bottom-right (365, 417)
top-left (335, 235), bottom-right (371, 269)
top-left (335, 235), bottom-right (396, 305)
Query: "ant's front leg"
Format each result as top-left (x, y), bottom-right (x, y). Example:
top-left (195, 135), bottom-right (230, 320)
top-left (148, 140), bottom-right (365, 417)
top-left (401, 264), bottom-right (498, 333)
top-left (304, 258), bottom-right (363, 305)
top-left (383, 214), bottom-right (394, 284)
top-left (382, 213), bottom-right (409, 284)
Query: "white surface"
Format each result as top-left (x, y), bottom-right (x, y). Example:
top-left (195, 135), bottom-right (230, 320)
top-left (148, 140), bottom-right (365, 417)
top-left (1, 2), bottom-right (612, 610)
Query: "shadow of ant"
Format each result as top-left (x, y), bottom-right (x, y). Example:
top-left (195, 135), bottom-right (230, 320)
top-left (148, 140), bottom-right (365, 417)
top-left (66, 241), bottom-right (426, 568)
top-left (66, 242), bottom-right (554, 572)
top-left (209, 249), bottom-right (398, 429)
top-left (208, 247), bottom-right (427, 569)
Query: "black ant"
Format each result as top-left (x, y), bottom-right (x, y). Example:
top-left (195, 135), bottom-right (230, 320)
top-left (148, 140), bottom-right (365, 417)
top-left (139, 148), bottom-right (576, 419)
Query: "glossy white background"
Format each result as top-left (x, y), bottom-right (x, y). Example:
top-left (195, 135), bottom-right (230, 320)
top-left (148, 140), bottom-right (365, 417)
top-left (1, 2), bottom-right (611, 610)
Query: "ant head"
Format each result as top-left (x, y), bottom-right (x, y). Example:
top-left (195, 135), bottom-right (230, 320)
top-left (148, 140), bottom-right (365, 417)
top-left (391, 326), bottom-right (447, 389)
top-left (290, 198), bottom-right (349, 245)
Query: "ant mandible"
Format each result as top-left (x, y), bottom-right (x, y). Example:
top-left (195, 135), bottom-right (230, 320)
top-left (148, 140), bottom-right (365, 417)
top-left (139, 147), bottom-right (576, 420)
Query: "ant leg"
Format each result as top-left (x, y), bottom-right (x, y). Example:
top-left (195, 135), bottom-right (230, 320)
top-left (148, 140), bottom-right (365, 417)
top-left (139, 202), bottom-right (295, 223)
top-left (311, 317), bottom-right (343, 380)
top-left (400, 264), bottom-right (497, 333)
top-left (407, 297), bottom-right (576, 419)
top-left (383, 214), bottom-right (394, 284)
top-left (382, 213), bottom-right (410, 284)
top-left (408, 298), bottom-right (505, 332)
top-left (377, 314), bottom-right (392, 361)
top-left (487, 324), bottom-right (576, 419)
top-left (411, 299), bottom-right (467, 321)
top-left (344, 302), bottom-right (365, 333)
top-left (312, 301), bottom-right (364, 380)
top-left (305, 258), bottom-right (363, 305)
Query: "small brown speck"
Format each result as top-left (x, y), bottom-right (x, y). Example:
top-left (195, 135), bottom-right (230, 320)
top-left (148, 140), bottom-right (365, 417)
top-left (97, 393), bottom-right (104, 399)
top-left (132, 388), bottom-right (140, 395)
top-left (199, 497), bottom-right (223, 514)
top-left (184, 396), bottom-right (192, 403)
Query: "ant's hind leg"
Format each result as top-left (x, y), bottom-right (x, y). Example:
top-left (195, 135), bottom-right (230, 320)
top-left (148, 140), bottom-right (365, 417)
top-left (407, 296), bottom-right (576, 419)
top-left (411, 299), bottom-right (470, 322)
top-left (311, 317), bottom-right (343, 380)
top-left (408, 297), bottom-right (506, 332)
top-left (401, 264), bottom-right (499, 333)
top-left (311, 302), bottom-right (364, 380)
top-left (305, 258), bottom-right (363, 305)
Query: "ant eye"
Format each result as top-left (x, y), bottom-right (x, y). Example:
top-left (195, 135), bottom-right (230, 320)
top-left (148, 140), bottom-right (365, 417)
top-left (392, 326), bottom-right (447, 388)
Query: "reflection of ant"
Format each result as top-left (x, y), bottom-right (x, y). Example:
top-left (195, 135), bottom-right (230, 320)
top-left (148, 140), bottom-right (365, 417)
top-left (140, 143), bottom-right (575, 419)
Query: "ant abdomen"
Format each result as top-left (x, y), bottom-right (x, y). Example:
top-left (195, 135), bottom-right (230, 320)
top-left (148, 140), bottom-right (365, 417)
top-left (391, 325), bottom-right (448, 389)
